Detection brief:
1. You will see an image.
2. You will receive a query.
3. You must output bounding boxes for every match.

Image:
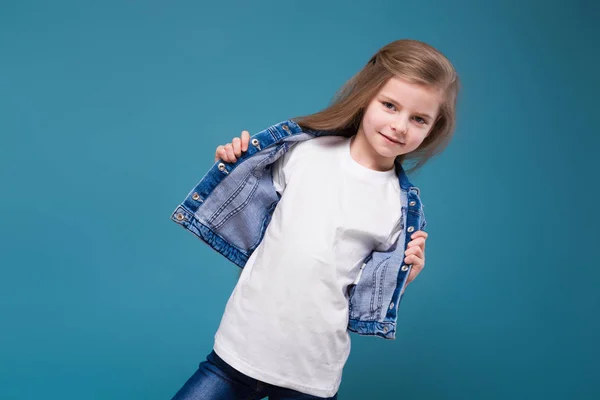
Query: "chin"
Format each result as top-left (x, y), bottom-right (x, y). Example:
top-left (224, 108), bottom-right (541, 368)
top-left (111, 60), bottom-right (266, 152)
top-left (373, 145), bottom-right (401, 159)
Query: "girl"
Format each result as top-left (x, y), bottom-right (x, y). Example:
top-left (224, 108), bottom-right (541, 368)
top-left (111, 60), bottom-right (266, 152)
top-left (170, 39), bottom-right (459, 399)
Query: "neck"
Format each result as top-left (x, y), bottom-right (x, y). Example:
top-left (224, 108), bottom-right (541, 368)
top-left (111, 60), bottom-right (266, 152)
top-left (350, 131), bottom-right (395, 172)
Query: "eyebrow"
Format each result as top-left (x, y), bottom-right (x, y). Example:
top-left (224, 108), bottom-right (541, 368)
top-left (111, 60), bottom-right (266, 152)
top-left (380, 95), bottom-right (435, 121)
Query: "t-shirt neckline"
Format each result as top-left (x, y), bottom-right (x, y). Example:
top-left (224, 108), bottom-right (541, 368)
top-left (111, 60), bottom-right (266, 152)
top-left (340, 136), bottom-right (397, 183)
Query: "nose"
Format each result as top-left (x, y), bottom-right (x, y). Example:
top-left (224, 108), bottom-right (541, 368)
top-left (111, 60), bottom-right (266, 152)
top-left (391, 117), bottom-right (408, 135)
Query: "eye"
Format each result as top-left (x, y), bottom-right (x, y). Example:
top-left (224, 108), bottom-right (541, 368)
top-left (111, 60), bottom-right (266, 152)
top-left (382, 101), bottom-right (396, 111)
top-left (413, 116), bottom-right (427, 125)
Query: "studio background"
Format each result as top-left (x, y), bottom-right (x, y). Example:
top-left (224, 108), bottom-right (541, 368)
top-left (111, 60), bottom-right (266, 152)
top-left (1, 1), bottom-right (598, 399)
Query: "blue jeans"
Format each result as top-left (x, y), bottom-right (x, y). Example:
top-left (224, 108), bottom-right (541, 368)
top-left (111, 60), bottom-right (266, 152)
top-left (171, 350), bottom-right (338, 400)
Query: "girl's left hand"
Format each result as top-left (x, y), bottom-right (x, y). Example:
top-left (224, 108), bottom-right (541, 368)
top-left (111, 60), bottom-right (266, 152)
top-left (401, 230), bottom-right (428, 293)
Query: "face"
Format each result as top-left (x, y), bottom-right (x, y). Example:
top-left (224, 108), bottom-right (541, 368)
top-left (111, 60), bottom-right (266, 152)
top-left (354, 76), bottom-right (442, 171)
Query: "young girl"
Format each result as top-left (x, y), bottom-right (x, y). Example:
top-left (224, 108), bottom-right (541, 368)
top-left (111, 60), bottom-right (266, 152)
top-left (170, 39), bottom-right (459, 399)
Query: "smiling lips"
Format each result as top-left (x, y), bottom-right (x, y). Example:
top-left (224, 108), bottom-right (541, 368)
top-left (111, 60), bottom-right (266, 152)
top-left (379, 132), bottom-right (405, 145)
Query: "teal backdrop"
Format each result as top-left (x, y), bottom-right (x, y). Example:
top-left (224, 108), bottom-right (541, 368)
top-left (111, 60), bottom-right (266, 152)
top-left (1, 1), bottom-right (598, 399)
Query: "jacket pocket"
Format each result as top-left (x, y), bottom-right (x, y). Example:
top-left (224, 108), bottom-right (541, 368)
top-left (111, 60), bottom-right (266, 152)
top-left (197, 144), bottom-right (286, 251)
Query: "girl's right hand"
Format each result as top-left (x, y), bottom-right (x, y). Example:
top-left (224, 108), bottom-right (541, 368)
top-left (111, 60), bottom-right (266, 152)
top-left (214, 130), bottom-right (251, 163)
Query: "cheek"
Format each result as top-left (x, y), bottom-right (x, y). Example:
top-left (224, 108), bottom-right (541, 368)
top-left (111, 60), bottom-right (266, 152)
top-left (360, 111), bottom-right (375, 133)
top-left (409, 130), bottom-right (429, 145)
top-left (365, 108), bottom-right (388, 130)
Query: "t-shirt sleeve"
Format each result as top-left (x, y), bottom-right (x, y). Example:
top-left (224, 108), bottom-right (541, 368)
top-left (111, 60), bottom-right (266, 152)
top-left (271, 142), bottom-right (297, 195)
top-left (272, 156), bottom-right (286, 194)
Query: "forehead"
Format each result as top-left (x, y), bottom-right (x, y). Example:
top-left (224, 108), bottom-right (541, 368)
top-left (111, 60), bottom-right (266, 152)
top-left (377, 77), bottom-right (442, 115)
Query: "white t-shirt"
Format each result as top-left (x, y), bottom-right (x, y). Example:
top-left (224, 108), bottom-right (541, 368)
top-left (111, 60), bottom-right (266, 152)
top-left (214, 135), bottom-right (402, 398)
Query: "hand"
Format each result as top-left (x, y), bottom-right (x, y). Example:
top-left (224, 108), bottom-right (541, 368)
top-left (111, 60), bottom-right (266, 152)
top-left (214, 130), bottom-right (250, 163)
top-left (401, 230), bottom-right (428, 295)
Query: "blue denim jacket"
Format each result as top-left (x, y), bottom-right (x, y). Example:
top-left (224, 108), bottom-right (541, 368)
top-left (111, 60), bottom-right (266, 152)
top-left (170, 119), bottom-right (427, 339)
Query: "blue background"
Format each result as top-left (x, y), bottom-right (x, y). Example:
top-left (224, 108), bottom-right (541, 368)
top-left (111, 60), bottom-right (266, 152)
top-left (1, 0), bottom-right (598, 399)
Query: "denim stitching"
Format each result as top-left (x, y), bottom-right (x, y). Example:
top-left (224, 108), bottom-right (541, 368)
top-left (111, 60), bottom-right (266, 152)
top-left (370, 257), bottom-right (389, 319)
top-left (377, 261), bottom-right (389, 320)
top-left (267, 126), bottom-right (279, 142)
top-left (211, 177), bottom-right (260, 231)
top-left (208, 147), bottom-right (282, 226)
top-left (207, 170), bottom-right (253, 225)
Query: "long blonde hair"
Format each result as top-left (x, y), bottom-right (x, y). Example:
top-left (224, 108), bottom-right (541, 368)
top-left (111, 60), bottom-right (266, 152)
top-left (293, 39), bottom-right (460, 174)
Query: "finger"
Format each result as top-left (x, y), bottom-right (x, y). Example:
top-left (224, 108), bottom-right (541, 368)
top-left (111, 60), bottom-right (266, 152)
top-left (405, 260), bottom-right (424, 284)
top-left (241, 130), bottom-right (250, 151)
top-left (216, 145), bottom-right (229, 162)
top-left (407, 256), bottom-right (424, 271)
top-left (405, 252), bottom-right (425, 267)
top-left (232, 137), bottom-right (242, 157)
top-left (407, 237), bottom-right (426, 249)
top-left (410, 231), bottom-right (428, 250)
top-left (405, 247), bottom-right (423, 258)
top-left (414, 247), bottom-right (424, 258)
top-left (411, 230), bottom-right (428, 240)
top-left (406, 243), bottom-right (425, 260)
top-left (215, 145), bottom-right (225, 162)
top-left (219, 147), bottom-right (229, 162)
top-left (405, 252), bottom-right (424, 266)
top-left (224, 144), bottom-right (236, 162)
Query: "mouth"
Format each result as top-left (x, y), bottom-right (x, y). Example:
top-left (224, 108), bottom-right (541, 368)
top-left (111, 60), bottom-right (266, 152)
top-left (379, 132), bottom-right (405, 145)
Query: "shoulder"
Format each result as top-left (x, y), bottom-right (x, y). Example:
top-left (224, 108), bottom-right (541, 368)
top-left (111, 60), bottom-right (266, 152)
top-left (290, 134), bottom-right (348, 155)
top-left (276, 134), bottom-right (347, 173)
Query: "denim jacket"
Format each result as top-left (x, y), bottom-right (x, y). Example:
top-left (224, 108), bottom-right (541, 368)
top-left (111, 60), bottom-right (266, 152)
top-left (170, 119), bottom-right (427, 340)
